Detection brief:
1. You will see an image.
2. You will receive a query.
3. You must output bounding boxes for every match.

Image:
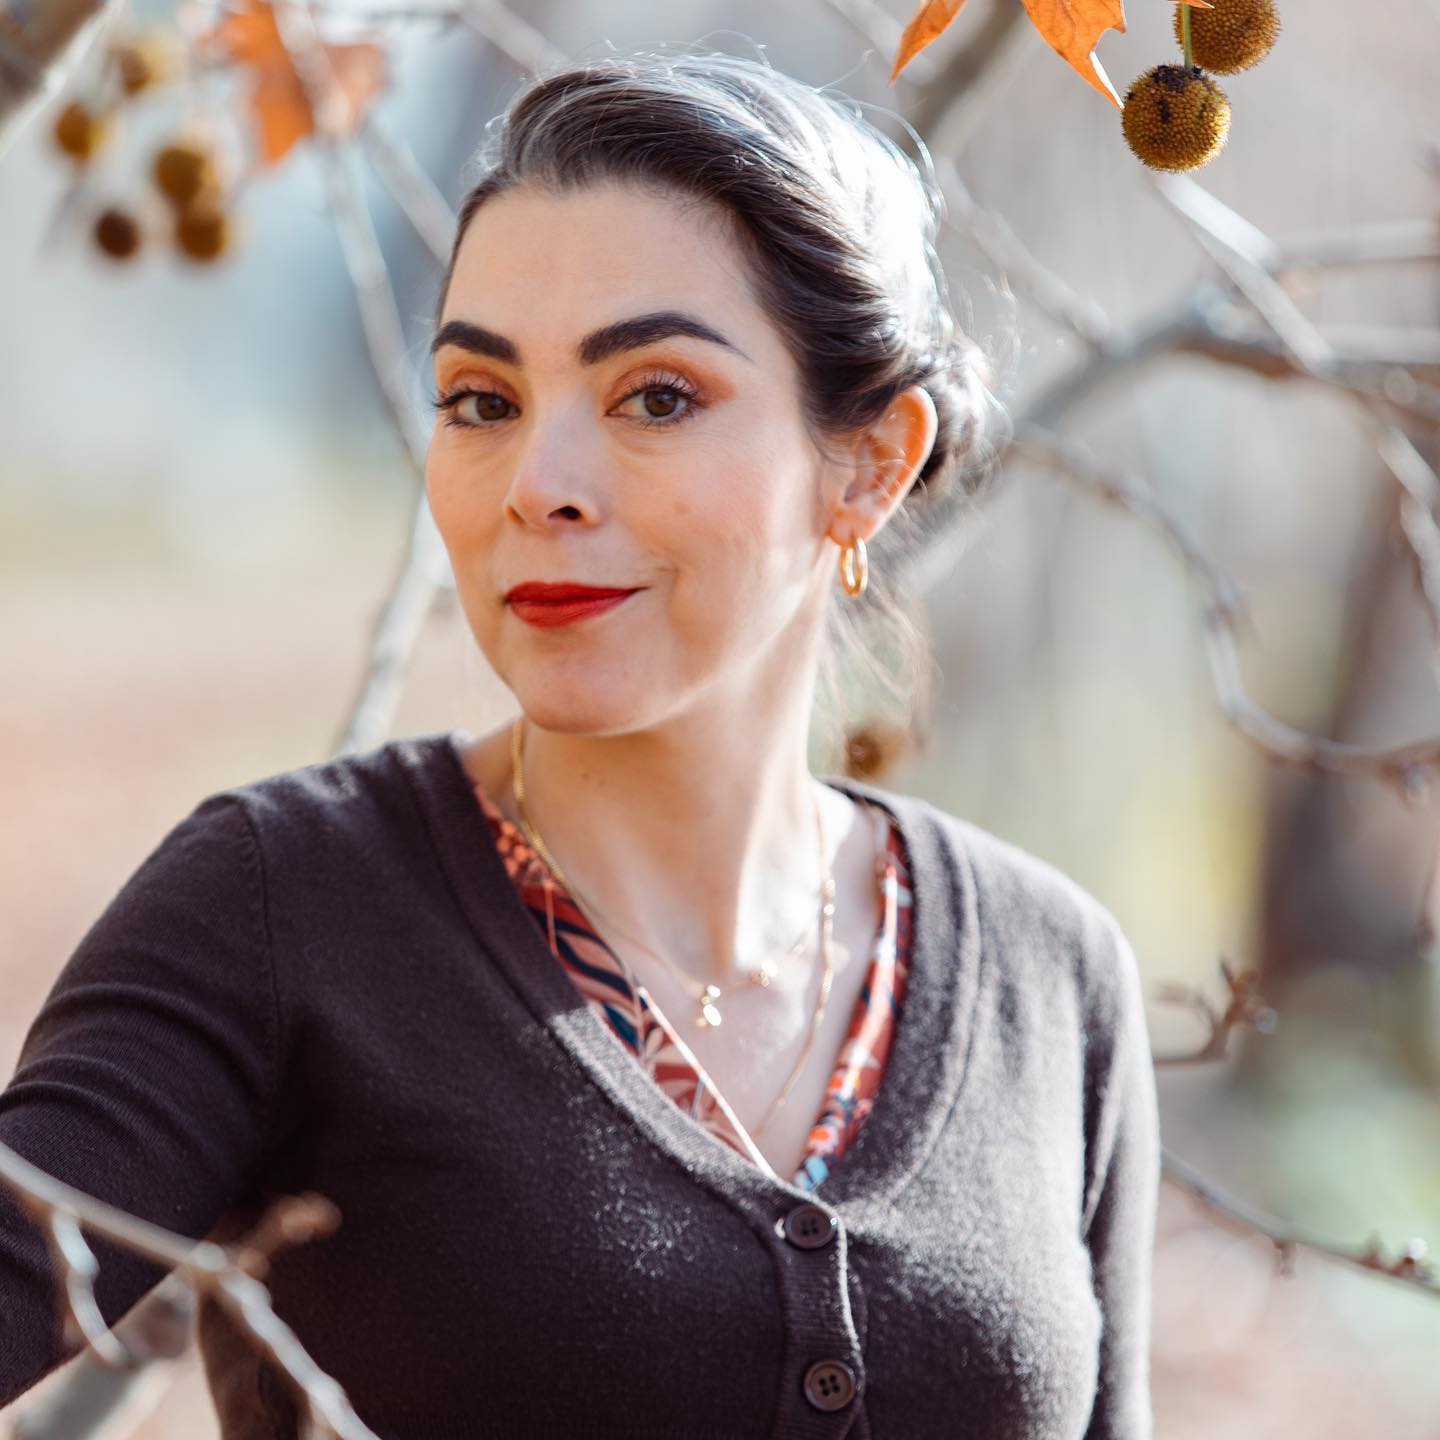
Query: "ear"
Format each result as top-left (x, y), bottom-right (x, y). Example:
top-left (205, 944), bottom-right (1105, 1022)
top-left (824, 385), bottom-right (939, 547)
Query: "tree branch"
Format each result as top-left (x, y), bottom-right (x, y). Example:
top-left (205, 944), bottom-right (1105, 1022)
top-left (0, 0), bottom-right (120, 160)
top-left (0, 1139), bottom-right (377, 1439)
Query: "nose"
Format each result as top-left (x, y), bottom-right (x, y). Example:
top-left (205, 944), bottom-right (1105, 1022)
top-left (503, 421), bottom-right (602, 530)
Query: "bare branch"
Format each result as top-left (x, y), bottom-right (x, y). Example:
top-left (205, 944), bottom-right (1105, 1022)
top-left (1310, 324), bottom-right (1440, 371)
top-left (1105, 955), bottom-right (1435, 1306)
top-left (903, 0), bottom-right (1032, 159)
top-left (935, 157), bottom-right (1112, 349)
top-left (1149, 169), bottom-right (1285, 274)
top-left (8, 1279), bottom-right (195, 1439)
top-left (1006, 425), bottom-right (1440, 795)
top-left (1010, 280), bottom-right (1440, 435)
top-left (1001, 424), bottom-right (1248, 623)
top-left (1151, 173), bottom-right (1440, 657)
top-left (1149, 960), bottom-right (1278, 1065)
top-left (452, 0), bottom-right (566, 76)
top-left (1273, 217), bottom-right (1440, 273)
top-left (0, 0), bottom-right (122, 159)
top-left (268, 0), bottom-right (451, 761)
top-left (1150, 171), bottom-right (1333, 371)
top-left (303, 0), bottom-right (469, 23)
top-left (1162, 1145), bottom-right (1440, 1298)
top-left (1373, 421), bottom-right (1440, 665)
top-left (1, 1140), bottom-right (378, 1439)
top-left (356, 113), bottom-right (455, 265)
top-left (331, 495), bottom-right (453, 757)
top-left (272, 0), bottom-right (429, 469)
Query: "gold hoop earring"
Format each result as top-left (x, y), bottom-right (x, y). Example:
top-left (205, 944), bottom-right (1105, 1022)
top-left (838, 537), bottom-right (868, 598)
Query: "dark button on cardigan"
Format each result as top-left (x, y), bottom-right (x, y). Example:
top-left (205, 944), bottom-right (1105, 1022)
top-left (803, 1358), bottom-right (858, 1412)
top-left (783, 1203), bottom-right (839, 1250)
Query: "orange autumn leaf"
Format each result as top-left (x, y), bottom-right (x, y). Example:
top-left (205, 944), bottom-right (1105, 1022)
top-left (1021, 0), bottom-right (1130, 106)
top-left (892, 0), bottom-right (1213, 109)
top-left (200, 0), bottom-right (388, 168)
top-left (890, 0), bottom-right (968, 83)
top-left (248, 41), bottom-right (385, 168)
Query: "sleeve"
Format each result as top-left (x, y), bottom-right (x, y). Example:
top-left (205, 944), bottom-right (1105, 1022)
top-left (0, 793), bottom-right (280, 1409)
top-left (1079, 916), bottom-right (1161, 1440)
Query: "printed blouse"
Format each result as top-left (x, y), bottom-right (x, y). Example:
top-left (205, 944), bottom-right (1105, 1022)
top-left (471, 782), bottom-right (914, 1193)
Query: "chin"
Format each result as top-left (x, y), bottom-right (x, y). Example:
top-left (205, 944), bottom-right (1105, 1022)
top-left (509, 686), bottom-right (653, 738)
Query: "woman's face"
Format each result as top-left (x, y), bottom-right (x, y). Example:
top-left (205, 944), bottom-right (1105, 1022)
top-left (426, 179), bottom-right (853, 737)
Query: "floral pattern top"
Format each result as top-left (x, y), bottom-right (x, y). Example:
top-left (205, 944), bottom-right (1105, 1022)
top-left (470, 781), bottom-right (914, 1193)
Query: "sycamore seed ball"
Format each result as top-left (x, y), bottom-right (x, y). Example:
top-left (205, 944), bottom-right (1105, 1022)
top-left (93, 208), bottom-right (141, 260)
top-left (1122, 64), bottom-right (1231, 173)
top-left (113, 32), bottom-right (178, 96)
top-left (175, 199), bottom-right (232, 263)
top-left (152, 142), bottom-right (217, 207)
top-left (53, 100), bottom-right (108, 162)
top-left (844, 722), bottom-right (913, 782)
top-left (1175, 0), bottom-right (1282, 75)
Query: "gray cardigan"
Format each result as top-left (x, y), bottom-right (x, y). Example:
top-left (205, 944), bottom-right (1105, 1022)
top-left (0, 730), bottom-right (1160, 1438)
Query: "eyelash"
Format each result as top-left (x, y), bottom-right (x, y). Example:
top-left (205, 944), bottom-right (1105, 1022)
top-left (429, 370), bottom-right (704, 433)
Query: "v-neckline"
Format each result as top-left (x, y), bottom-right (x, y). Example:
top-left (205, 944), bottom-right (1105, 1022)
top-left (467, 775), bottom-right (903, 1188)
top-left (397, 730), bottom-right (986, 1215)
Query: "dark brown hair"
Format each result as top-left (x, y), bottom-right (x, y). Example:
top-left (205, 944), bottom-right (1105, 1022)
top-left (433, 50), bottom-right (1006, 778)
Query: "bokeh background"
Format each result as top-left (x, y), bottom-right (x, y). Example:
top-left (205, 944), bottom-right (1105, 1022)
top-left (4, 0), bottom-right (1440, 1434)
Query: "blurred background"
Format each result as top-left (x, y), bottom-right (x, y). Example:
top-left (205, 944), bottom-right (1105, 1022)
top-left (3, 0), bottom-right (1440, 1434)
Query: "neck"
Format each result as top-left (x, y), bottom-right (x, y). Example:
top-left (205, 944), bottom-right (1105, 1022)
top-left (512, 687), bottom-right (844, 991)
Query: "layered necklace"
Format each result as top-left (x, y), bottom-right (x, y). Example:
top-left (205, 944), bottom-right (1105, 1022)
top-left (508, 715), bottom-right (836, 1139)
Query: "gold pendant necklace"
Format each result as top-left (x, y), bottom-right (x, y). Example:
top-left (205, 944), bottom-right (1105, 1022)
top-left (507, 714), bottom-right (835, 1140)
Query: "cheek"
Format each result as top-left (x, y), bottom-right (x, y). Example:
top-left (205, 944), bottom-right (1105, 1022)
top-left (426, 448), bottom-right (496, 558)
top-left (661, 466), bottom-right (810, 625)
top-left (424, 448), bottom-right (458, 538)
top-left (424, 451), bottom-right (504, 648)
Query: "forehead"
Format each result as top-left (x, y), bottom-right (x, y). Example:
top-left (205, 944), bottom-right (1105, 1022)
top-left (442, 180), bottom-right (764, 341)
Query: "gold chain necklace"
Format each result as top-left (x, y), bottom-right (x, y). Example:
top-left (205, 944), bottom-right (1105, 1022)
top-left (512, 722), bottom-right (816, 1002)
top-left (508, 714), bottom-right (835, 1141)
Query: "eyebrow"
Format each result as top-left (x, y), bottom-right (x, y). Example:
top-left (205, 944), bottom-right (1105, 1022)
top-left (429, 310), bottom-right (752, 368)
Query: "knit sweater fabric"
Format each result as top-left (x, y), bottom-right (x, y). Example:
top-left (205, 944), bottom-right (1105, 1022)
top-left (0, 730), bottom-right (1160, 1439)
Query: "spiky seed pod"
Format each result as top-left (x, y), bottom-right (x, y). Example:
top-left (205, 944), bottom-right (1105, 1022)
top-left (842, 720), bottom-right (913, 781)
top-left (1175, 0), bottom-right (1281, 75)
top-left (152, 142), bottom-right (216, 207)
top-left (93, 207), bottom-right (141, 260)
top-left (175, 198), bottom-right (231, 263)
top-left (53, 100), bottom-right (109, 162)
top-left (1122, 64), bottom-right (1231, 172)
top-left (113, 33), bottom-right (178, 96)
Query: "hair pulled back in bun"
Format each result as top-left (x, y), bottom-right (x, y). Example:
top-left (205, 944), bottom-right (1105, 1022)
top-left (435, 49), bottom-right (1008, 781)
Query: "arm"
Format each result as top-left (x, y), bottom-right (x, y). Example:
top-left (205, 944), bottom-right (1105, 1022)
top-left (1080, 918), bottom-right (1161, 1440)
top-left (0, 794), bottom-right (279, 1407)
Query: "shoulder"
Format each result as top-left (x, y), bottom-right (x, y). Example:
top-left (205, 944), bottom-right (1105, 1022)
top-left (209, 730), bottom-right (447, 817)
top-left (835, 773), bottom-right (1142, 1019)
top-left (951, 809), bottom-right (1131, 967)
top-left (187, 730), bottom-right (459, 882)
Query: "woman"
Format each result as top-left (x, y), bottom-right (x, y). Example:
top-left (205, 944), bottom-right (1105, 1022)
top-left (0, 50), bottom-right (1159, 1440)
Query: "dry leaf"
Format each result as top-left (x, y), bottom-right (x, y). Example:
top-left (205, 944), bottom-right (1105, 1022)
top-left (893, 0), bottom-right (1214, 109)
top-left (200, 0), bottom-right (387, 168)
top-left (1021, 0), bottom-right (1130, 107)
top-left (890, 0), bottom-right (968, 84)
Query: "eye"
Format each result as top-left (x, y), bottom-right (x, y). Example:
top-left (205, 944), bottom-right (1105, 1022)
top-left (429, 388), bottom-right (515, 430)
top-left (428, 370), bottom-right (705, 433)
top-left (612, 372), bottom-right (704, 430)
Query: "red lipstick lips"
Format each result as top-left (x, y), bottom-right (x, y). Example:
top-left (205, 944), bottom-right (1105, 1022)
top-left (505, 582), bottom-right (640, 629)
